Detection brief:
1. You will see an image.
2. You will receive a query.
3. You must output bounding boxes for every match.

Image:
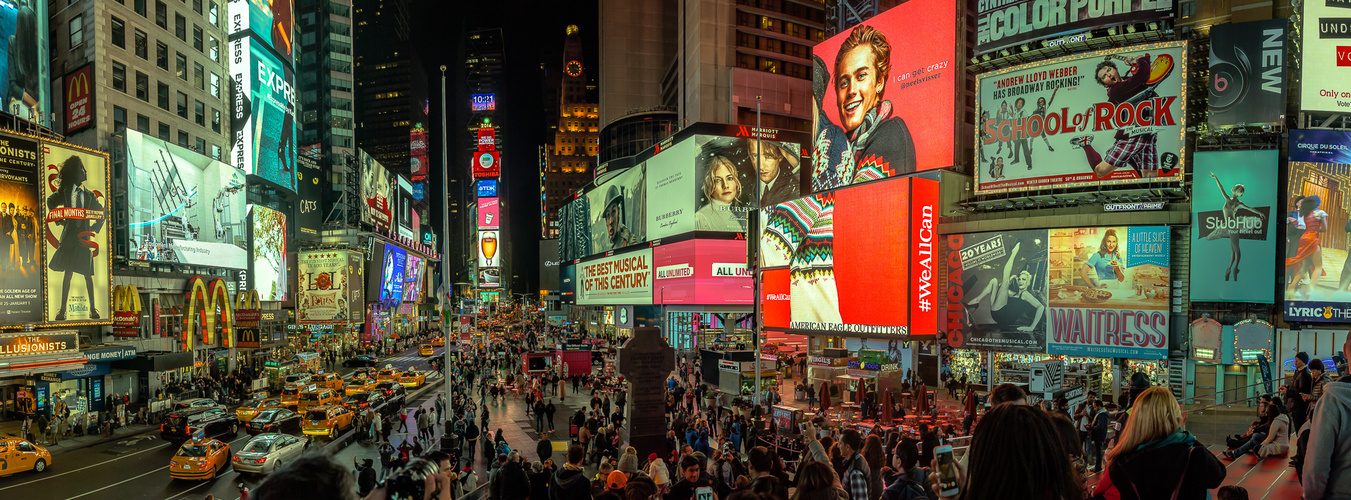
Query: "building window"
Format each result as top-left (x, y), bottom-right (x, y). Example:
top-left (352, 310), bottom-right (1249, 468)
top-left (157, 81), bottom-right (169, 109)
top-left (211, 144), bottom-right (221, 160)
top-left (136, 72), bottom-right (150, 101)
top-left (137, 114), bottom-right (150, 133)
top-left (135, 0), bottom-right (146, 16)
top-left (211, 109), bottom-right (220, 132)
top-left (113, 106), bottom-right (128, 132)
top-left (156, 42), bottom-right (168, 69)
top-left (193, 25), bottom-right (203, 52)
top-left (111, 17), bottom-right (125, 48)
top-left (112, 62), bottom-right (127, 93)
top-left (175, 14), bottom-right (186, 40)
top-left (193, 63), bottom-right (204, 90)
top-left (176, 53), bottom-right (187, 80)
top-left (158, 123), bottom-right (170, 140)
top-left (177, 92), bottom-right (188, 118)
top-left (178, 131), bottom-right (189, 147)
top-left (194, 100), bottom-right (205, 126)
top-left (208, 35), bottom-right (218, 62)
top-left (192, 0), bottom-right (202, 14)
top-left (156, 1), bottom-right (167, 29)
top-left (195, 137), bottom-right (206, 153)
top-left (69, 15), bottom-right (83, 50)
top-left (209, 73), bottom-right (220, 97)
top-left (208, 1), bottom-right (218, 25)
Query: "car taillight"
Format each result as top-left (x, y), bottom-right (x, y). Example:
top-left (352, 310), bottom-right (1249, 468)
top-left (232, 456), bottom-right (240, 462)
top-left (160, 424), bottom-right (165, 432)
top-left (254, 458), bottom-right (266, 463)
top-left (170, 461), bottom-right (178, 466)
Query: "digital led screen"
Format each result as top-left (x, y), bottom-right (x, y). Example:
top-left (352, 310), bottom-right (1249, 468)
top-left (249, 205), bottom-right (288, 301)
top-left (42, 141), bottom-right (111, 324)
top-left (478, 230), bottom-right (500, 268)
top-left (297, 250), bottom-right (353, 324)
top-left (359, 150), bottom-right (393, 230)
top-left (578, 248), bottom-right (652, 305)
top-left (126, 130), bottom-right (248, 269)
top-left (477, 179), bottom-right (498, 197)
top-left (397, 175), bottom-right (414, 240)
top-left (228, 36), bottom-right (297, 192)
top-left (1208, 19), bottom-right (1287, 128)
top-left (377, 244), bottom-right (407, 305)
top-left (0, 135), bottom-right (42, 323)
top-left (975, 0), bottom-right (1174, 55)
top-left (227, 0), bottom-right (295, 67)
top-left (1191, 151), bottom-right (1277, 304)
top-left (0, 0), bottom-right (50, 127)
top-left (1285, 130), bottom-right (1351, 322)
top-left (1300, 3), bottom-right (1351, 113)
top-left (653, 240), bottom-right (752, 305)
top-left (471, 93), bottom-right (495, 112)
top-left (477, 197), bottom-right (499, 229)
top-left (558, 165), bottom-right (645, 261)
top-left (473, 151), bottom-right (500, 178)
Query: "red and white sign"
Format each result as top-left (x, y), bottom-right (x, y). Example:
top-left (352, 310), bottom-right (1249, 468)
top-left (473, 151), bottom-right (500, 178)
top-left (64, 64), bottom-right (94, 134)
top-left (761, 268), bottom-right (791, 329)
top-left (578, 249), bottom-right (653, 305)
top-left (477, 197), bottom-right (499, 229)
top-left (653, 240), bottom-right (752, 305)
top-left (909, 177), bottom-right (938, 337)
top-left (478, 128), bottom-right (496, 151)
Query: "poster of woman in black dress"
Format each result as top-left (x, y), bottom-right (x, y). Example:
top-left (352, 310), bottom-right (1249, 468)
top-left (951, 230), bottom-right (1048, 353)
top-left (42, 143), bottom-right (109, 323)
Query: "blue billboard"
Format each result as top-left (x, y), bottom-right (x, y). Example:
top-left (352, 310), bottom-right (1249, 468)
top-left (477, 180), bottom-right (497, 197)
top-left (1191, 151), bottom-right (1277, 303)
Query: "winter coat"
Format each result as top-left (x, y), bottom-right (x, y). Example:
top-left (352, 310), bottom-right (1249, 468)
top-left (646, 458), bottom-right (671, 486)
top-left (1258, 413), bottom-right (1291, 457)
top-left (493, 460), bottom-right (532, 500)
top-left (1303, 378), bottom-right (1351, 500)
top-left (550, 464), bottom-right (593, 500)
top-left (1092, 430), bottom-right (1225, 500)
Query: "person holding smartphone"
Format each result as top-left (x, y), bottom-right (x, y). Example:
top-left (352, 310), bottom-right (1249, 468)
top-left (928, 404), bottom-right (1084, 500)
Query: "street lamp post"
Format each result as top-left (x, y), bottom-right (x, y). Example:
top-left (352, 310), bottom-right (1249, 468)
top-left (751, 95), bottom-right (763, 407)
top-left (440, 65), bottom-right (452, 405)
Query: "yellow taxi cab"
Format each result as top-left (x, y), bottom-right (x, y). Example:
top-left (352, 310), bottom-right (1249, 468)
top-left (418, 344), bottom-right (434, 356)
top-left (430, 337), bottom-right (445, 347)
top-left (345, 377), bottom-right (378, 396)
top-left (399, 370), bottom-right (427, 388)
top-left (296, 388), bottom-right (341, 413)
top-left (0, 438), bottom-right (52, 476)
top-left (313, 372), bottom-right (343, 392)
top-left (376, 367), bottom-right (402, 382)
top-left (235, 398), bottom-right (283, 422)
top-left (279, 384), bottom-right (313, 410)
top-left (301, 404), bottom-right (356, 438)
top-left (168, 438), bottom-right (231, 480)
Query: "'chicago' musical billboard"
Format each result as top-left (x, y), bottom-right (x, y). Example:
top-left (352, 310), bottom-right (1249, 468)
top-left (812, 0), bottom-right (957, 191)
top-left (945, 230), bottom-right (1049, 353)
top-left (975, 42), bottom-right (1187, 194)
top-left (1191, 151), bottom-right (1277, 303)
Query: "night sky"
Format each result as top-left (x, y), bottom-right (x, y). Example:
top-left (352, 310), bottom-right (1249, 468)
top-left (411, 0), bottom-right (598, 295)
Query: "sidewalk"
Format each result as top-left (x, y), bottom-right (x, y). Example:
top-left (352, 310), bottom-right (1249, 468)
top-left (0, 418), bottom-right (159, 455)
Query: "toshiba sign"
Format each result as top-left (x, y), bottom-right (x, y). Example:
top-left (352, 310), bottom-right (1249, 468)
top-left (64, 64), bottom-right (94, 134)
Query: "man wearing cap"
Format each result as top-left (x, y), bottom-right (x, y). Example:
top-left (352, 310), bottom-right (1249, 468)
top-left (1287, 352), bottom-right (1314, 433)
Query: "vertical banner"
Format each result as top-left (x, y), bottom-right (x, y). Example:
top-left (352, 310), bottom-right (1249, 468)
top-left (295, 149), bottom-right (323, 240)
top-left (1191, 151), bottom-right (1277, 303)
top-left (1284, 130), bottom-right (1351, 321)
top-left (296, 250), bottom-right (349, 324)
top-left (1046, 226), bottom-right (1170, 359)
top-left (946, 229), bottom-right (1050, 353)
top-left (41, 142), bottom-right (111, 323)
top-left (346, 250), bottom-right (366, 322)
top-left (63, 64), bottom-right (94, 135)
top-left (249, 205), bottom-right (288, 301)
top-left (0, 135), bottom-right (41, 323)
top-left (1208, 19), bottom-right (1287, 127)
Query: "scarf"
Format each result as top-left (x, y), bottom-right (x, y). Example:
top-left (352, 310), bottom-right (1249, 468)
top-left (1136, 429), bottom-right (1197, 452)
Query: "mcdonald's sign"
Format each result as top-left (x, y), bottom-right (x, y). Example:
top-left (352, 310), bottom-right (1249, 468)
top-left (64, 64), bottom-right (94, 134)
top-left (183, 276), bottom-right (235, 349)
top-left (111, 284), bottom-right (142, 337)
top-left (235, 289), bottom-right (261, 328)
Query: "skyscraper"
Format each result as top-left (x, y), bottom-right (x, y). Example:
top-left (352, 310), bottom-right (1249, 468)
top-left (542, 26), bottom-right (599, 239)
top-left (297, 0), bottom-right (358, 228)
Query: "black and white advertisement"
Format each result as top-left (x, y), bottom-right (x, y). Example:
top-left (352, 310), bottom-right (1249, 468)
top-left (947, 230), bottom-right (1049, 353)
top-left (976, 0), bottom-right (1176, 54)
top-left (1208, 19), bottom-right (1287, 128)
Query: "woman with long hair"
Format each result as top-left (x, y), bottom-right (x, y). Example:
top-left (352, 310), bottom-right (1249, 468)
top-left (1078, 229), bottom-right (1124, 289)
top-left (930, 403), bottom-right (1084, 500)
top-left (695, 155), bottom-right (749, 232)
top-left (1207, 172), bottom-right (1267, 281)
top-left (790, 461), bottom-right (847, 500)
top-left (1092, 388), bottom-right (1225, 499)
top-left (861, 434), bottom-right (885, 500)
top-left (1287, 194), bottom-right (1328, 298)
top-left (966, 241), bottom-right (1044, 333)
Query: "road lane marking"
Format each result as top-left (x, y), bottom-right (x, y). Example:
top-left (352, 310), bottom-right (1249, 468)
top-left (163, 469), bottom-right (236, 500)
top-left (0, 442), bottom-right (172, 491)
top-left (65, 465), bottom-right (168, 499)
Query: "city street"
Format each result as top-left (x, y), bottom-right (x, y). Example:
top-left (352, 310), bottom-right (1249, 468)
top-left (0, 345), bottom-right (444, 500)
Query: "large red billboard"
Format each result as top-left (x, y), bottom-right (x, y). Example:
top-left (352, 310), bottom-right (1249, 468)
top-left (760, 176), bottom-right (938, 337)
top-left (810, 0), bottom-right (956, 192)
top-left (473, 151), bottom-right (500, 178)
top-left (653, 239), bottom-right (753, 305)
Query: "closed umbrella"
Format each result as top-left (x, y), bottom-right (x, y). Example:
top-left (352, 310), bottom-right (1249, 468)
top-left (819, 381), bottom-right (831, 411)
top-left (881, 389), bottom-right (893, 424)
top-left (916, 385), bottom-right (929, 416)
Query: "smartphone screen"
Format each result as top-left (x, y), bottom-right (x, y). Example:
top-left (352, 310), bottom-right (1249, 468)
top-left (935, 445), bottom-right (959, 495)
top-left (695, 485), bottom-right (715, 500)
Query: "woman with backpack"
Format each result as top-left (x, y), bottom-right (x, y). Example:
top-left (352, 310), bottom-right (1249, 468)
top-left (1089, 388), bottom-right (1225, 500)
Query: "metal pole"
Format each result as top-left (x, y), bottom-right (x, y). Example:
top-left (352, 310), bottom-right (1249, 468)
top-left (440, 65), bottom-right (452, 403)
top-left (753, 95), bottom-right (762, 407)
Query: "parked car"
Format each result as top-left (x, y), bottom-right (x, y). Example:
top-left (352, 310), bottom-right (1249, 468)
top-left (232, 433), bottom-right (307, 475)
top-left (245, 409), bottom-right (303, 435)
top-left (168, 438), bottom-right (231, 480)
top-left (160, 407), bottom-right (240, 444)
top-left (343, 355), bottom-right (380, 368)
top-left (0, 438), bottom-right (52, 477)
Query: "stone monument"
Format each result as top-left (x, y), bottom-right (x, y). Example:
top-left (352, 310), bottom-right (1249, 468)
top-left (618, 326), bottom-right (675, 460)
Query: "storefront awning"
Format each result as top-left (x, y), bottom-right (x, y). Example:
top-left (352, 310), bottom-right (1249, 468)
top-left (112, 351), bottom-right (192, 372)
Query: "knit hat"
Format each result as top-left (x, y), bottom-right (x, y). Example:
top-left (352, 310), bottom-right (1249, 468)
top-left (618, 452), bottom-right (639, 473)
top-left (648, 453), bottom-right (659, 461)
top-left (607, 470), bottom-right (628, 490)
top-left (1310, 358), bottom-right (1325, 371)
top-left (1297, 352), bottom-right (1310, 364)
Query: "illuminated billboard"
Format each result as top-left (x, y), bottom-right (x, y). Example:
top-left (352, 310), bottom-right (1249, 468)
top-left (1208, 19), bottom-right (1287, 128)
top-left (42, 141), bottom-right (111, 324)
top-left (0, 135), bottom-right (40, 323)
top-left (227, 0), bottom-right (295, 66)
top-left (975, 42), bottom-right (1187, 194)
top-left (1301, 3), bottom-right (1351, 113)
top-left (1284, 130), bottom-right (1351, 322)
top-left (653, 240), bottom-right (752, 305)
top-left (0, 0), bottom-right (50, 126)
top-left (578, 248), bottom-right (653, 305)
top-left (297, 250), bottom-right (353, 324)
top-left (63, 64), bottom-right (93, 134)
top-left (228, 36), bottom-right (297, 192)
top-left (976, 0), bottom-right (1174, 55)
top-left (249, 205), bottom-right (288, 301)
top-left (472, 93), bottom-right (495, 112)
top-left (478, 197), bottom-right (499, 229)
top-left (812, 0), bottom-right (957, 192)
top-left (360, 150), bottom-right (393, 230)
top-left (646, 135), bottom-right (804, 240)
top-left (473, 151), bottom-right (500, 178)
top-left (1191, 151), bottom-right (1277, 304)
top-left (376, 244), bottom-right (406, 305)
top-left (478, 230), bottom-right (500, 268)
top-left (760, 176), bottom-right (938, 337)
top-left (478, 127), bottom-right (496, 151)
top-left (540, 239), bottom-right (560, 291)
top-left (404, 254), bottom-right (424, 302)
top-left (296, 148), bottom-right (322, 240)
top-left (557, 165), bottom-right (645, 261)
top-left (397, 175), bottom-right (414, 240)
top-left (477, 180), bottom-right (497, 197)
top-left (125, 130), bottom-right (248, 269)
top-left (479, 267), bottom-right (501, 288)
top-left (410, 124), bottom-right (428, 182)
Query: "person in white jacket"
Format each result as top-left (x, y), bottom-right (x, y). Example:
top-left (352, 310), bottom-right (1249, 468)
top-left (646, 452), bottom-right (671, 497)
top-left (1256, 408), bottom-right (1291, 458)
top-left (1303, 331), bottom-right (1351, 500)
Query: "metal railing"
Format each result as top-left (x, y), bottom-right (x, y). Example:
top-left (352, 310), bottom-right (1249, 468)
top-left (1177, 377), bottom-right (1276, 414)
